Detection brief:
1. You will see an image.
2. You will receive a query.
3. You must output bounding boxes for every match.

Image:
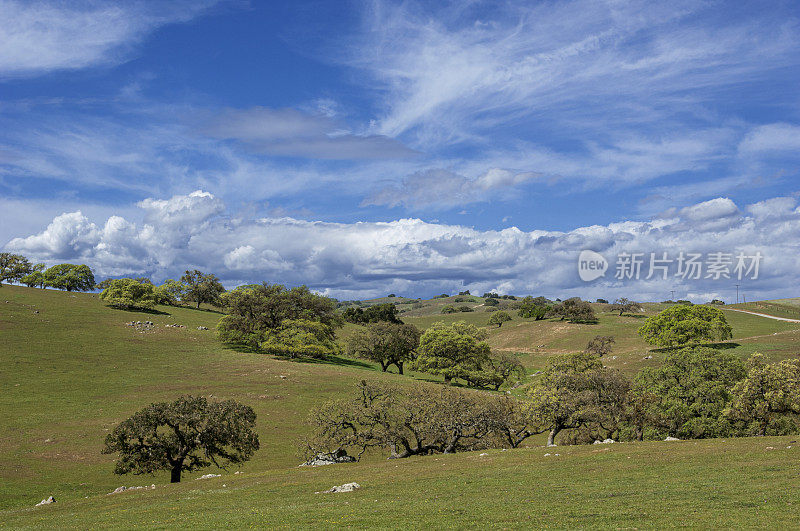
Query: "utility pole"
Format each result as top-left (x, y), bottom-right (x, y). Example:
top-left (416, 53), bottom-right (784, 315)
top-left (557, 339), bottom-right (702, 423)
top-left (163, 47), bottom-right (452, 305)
top-left (735, 284), bottom-right (740, 304)
top-left (670, 289), bottom-right (675, 301)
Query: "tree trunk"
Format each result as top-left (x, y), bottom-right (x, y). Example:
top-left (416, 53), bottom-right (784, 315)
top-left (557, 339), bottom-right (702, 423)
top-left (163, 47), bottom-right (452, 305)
top-left (196, 300), bottom-right (201, 309)
top-left (170, 465), bottom-right (182, 483)
top-left (380, 361), bottom-right (389, 372)
top-left (396, 362), bottom-right (404, 375)
top-left (443, 376), bottom-right (452, 385)
top-left (547, 426), bottom-right (561, 446)
top-left (635, 426), bottom-right (643, 441)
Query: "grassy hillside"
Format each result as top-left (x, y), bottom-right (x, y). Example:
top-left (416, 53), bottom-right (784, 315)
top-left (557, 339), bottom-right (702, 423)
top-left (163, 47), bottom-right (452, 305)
top-left (2, 286), bottom-right (800, 527)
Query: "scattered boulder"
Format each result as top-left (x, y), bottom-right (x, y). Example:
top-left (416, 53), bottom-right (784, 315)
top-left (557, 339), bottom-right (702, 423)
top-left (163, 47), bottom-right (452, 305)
top-left (319, 482), bottom-right (361, 494)
top-left (108, 485), bottom-right (156, 495)
top-left (197, 326), bottom-right (209, 330)
top-left (593, 438), bottom-right (615, 444)
top-left (664, 436), bottom-right (681, 441)
top-left (300, 449), bottom-right (356, 467)
top-left (643, 355), bottom-right (653, 359)
top-left (35, 496), bottom-right (56, 506)
top-left (196, 473), bottom-right (221, 480)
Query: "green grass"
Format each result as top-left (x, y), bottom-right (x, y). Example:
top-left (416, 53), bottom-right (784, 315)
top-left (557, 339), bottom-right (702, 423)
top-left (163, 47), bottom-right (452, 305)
top-left (2, 286), bottom-right (800, 528)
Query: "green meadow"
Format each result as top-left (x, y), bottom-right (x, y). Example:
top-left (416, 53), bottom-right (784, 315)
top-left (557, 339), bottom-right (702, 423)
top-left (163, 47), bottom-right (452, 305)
top-left (2, 285), bottom-right (799, 528)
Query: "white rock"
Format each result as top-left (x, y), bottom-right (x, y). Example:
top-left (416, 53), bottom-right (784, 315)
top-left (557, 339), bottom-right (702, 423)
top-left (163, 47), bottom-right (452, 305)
top-left (36, 496), bottom-right (56, 506)
top-left (321, 482), bottom-right (361, 493)
top-left (479, 453), bottom-right (488, 456)
top-left (664, 436), bottom-right (681, 441)
top-left (196, 473), bottom-right (221, 480)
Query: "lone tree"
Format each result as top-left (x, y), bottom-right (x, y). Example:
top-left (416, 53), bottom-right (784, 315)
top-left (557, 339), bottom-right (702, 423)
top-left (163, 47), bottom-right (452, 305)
top-left (488, 311), bottom-right (512, 327)
top-left (548, 298), bottom-right (596, 323)
top-left (413, 321), bottom-right (491, 384)
top-left (181, 270), bottom-right (225, 309)
top-left (43, 264), bottom-right (95, 291)
top-left (725, 354), bottom-right (800, 436)
top-left (638, 305), bottom-right (732, 347)
top-left (99, 278), bottom-right (158, 310)
top-left (346, 322), bottom-right (421, 374)
top-left (585, 335), bottom-right (615, 357)
top-left (610, 298), bottom-right (642, 316)
top-left (103, 396), bottom-right (259, 483)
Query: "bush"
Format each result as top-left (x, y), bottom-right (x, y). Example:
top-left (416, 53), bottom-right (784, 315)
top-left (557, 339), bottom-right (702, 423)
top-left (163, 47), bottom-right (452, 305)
top-left (100, 278), bottom-right (157, 310)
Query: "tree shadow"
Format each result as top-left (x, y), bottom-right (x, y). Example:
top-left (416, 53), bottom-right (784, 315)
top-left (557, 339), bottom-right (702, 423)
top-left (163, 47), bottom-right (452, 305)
top-left (107, 305), bottom-right (171, 316)
top-left (619, 313), bottom-right (647, 319)
top-left (293, 355), bottom-right (375, 370)
top-left (177, 305), bottom-right (225, 315)
top-left (649, 341), bottom-right (741, 353)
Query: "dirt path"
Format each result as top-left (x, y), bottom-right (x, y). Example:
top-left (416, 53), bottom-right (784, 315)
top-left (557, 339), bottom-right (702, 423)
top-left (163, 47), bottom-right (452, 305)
top-left (724, 308), bottom-right (800, 323)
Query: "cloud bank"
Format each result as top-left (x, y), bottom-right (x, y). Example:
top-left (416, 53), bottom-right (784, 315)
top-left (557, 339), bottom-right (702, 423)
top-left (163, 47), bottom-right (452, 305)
top-left (6, 191), bottom-right (800, 302)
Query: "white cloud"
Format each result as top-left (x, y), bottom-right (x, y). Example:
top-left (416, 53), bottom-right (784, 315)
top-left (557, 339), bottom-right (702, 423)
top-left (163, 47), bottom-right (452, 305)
top-left (350, 0), bottom-right (799, 150)
top-left (0, 0), bottom-right (218, 78)
top-left (738, 123), bottom-right (800, 154)
top-left (6, 190), bottom-right (800, 302)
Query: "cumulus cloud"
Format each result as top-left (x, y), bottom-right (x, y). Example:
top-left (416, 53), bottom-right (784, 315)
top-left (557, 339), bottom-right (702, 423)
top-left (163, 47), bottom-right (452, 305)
top-left (363, 168), bottom-right (542, 209)
top-left (201, 107), bottom-right (416, 160)
top-left (6, 190), bottom-right (800, 302)
top-left (0, 0), bottom-right (218, 78)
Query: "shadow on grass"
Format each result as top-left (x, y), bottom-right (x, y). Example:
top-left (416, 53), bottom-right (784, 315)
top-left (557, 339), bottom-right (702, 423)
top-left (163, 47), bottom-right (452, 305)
top-left (650, 341), bottom-right (741, 353)
top-left (107, 305), bottom-right (171, 316)
top-left (221, 343), bottom-right (376, 370)
top-left (619, 313), bottom-right (647, 319)
top-left (175, 305), bottom-right (225, 315)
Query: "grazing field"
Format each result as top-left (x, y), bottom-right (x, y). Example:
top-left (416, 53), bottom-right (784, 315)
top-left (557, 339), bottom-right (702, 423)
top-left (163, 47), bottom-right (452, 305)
top-left (2, 286), bottom-right (800, 528)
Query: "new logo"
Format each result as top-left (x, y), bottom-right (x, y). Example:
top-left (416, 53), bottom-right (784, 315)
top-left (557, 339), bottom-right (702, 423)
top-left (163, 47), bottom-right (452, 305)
top-left (578, 250), bottom-right (608, 282)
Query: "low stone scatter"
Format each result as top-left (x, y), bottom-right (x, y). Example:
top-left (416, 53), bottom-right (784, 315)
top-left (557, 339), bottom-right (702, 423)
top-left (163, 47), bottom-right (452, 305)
top-left (300, 449), bottom-right (356, 467)
top-left (125, 321), bottom-right (155, 333)
top-left (164, 324), bottom-right (185, 328)
top-left (195, 473), bottom-right (221, 480)
top-left (317, 482), bottom-right (361, 494)
top-left (593, 438), bottom-right (615, 444)
top-left (108, 484), bottom-right (156, 495)
top-left (197, 326), bottom-right (209, 330)
top-left (664, 436), bottom-right (681, 441)
top-left (35, 496), bottom-right (55, 506)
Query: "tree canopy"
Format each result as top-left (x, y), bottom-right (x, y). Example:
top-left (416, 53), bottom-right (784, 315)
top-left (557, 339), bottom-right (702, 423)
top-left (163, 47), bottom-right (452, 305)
top-left (0, 253), bottom-right (32, 285)
top-left (413, 321), bottom-right (491, 384)
top-left (303, 381), bottom-right (537, 461)
top-left (610, 298), bottom-right (643, 316)
top-left (632, 347), bottom-right (745, 439)
top-left (181, 270), bottom-right (225, 309)
top-left (548, 298), bottom-right (596, 323)
top-left (526, 352), bottom-right (629, 445)
top-left (342, 303), bottom-right (402, 324)
top-left (638, 305), bottom-right (732, 347)
top-left (43, 264), bottom-right (96, 292)
top-left (217, 283), bottom-right (341, 358)
top-left (725, 354), bottom-right (800, 436)
top-left (346, 322), bottom-right (421, 374)
top-left (488, 311), bottom-right (512, 327)
top-left (102, 396), bottom-right (259, 483)
top-left (99, 278), bottom-right (158, 310)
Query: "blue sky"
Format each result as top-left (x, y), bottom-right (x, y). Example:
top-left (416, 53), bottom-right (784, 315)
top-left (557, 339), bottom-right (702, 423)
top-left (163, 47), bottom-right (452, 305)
top-left (2, 0), bottom-right (800, 301)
